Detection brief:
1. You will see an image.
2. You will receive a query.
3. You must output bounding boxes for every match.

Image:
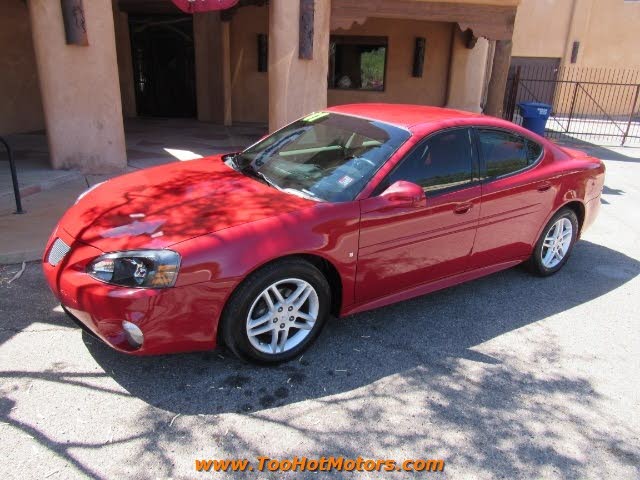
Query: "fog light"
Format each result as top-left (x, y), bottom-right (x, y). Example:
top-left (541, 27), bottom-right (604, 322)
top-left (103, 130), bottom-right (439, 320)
top-left (122, 321), bottom-right (144, 349)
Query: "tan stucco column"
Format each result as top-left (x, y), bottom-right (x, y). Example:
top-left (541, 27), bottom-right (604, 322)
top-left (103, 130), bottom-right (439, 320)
top-left (446, 28), bottom-right (490, 113)
top-left (28, 0), bottom-right (126, 173)
top-left (112, 0), bottom-right (136, 118)
top-left (484, 39), bottom-right (513, 118)
top-left (269, 0), bottom-right (331, 132)
top-left (194, 12), bottom-right (225, 123)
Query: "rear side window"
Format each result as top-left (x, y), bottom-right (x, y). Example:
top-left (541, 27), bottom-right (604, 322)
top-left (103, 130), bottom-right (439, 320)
top-left (378, 128), bottom-right (474, 194)
top-left (526, 139), bottom-right (543, 164)
top-left (477, 129), bottom-right (542, 178)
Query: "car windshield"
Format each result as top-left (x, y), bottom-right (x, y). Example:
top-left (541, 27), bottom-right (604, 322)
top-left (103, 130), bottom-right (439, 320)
top-left (232, 112), bottom-right (411, 202)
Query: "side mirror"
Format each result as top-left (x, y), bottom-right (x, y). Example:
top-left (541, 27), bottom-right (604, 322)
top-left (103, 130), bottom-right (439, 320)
top-left (379, 180), bottom-right (426, 208)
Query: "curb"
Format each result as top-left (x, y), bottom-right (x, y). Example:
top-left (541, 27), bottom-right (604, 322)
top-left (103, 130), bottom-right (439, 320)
top-left (0, 248), bottom-right (43, 266)
top-left (0, 170), bottom-right (83, 206)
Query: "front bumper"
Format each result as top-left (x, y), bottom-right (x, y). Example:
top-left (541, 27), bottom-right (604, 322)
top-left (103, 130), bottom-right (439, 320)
top-left (42, 227), bottom-right (223, 355)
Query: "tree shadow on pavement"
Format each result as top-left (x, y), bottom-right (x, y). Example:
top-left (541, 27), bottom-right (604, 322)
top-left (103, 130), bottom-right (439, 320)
top-left (551, 134), bottom-right (640, 163)
top-left (1, 240), bottom-right (638, 479)
top-left (85, 240), bottom-right (638, 416)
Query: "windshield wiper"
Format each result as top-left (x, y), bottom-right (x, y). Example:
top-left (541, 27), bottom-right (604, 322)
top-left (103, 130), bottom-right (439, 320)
top-left (283, 188), bottom-right (321, 202)
top-left (224, 152), bottom-right (243, 171)
top-left (241, 165), bottom-right (281, 190)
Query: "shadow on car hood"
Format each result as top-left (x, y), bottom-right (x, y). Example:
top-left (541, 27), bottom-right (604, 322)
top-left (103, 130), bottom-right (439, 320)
top-left (59, 156), bottom-right (313, 252)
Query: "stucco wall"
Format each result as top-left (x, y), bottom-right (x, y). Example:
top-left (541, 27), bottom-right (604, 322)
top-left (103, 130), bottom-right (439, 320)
top-left (230, 6), bottom-right (269, 123)
top-left (28, 0), bottom-right (126, 172)
top-left (269, 0), bottom-right (331, 131)
top-left (512, 0), bottom-right (573, 59)
top-left (0, 2), bottom-right (45, 135)
top-left (512, 0), bottom-right (640, 68)
top-left (328, 18), bottom-right (454, 108)
top-left (446, 27), bottom-right (489, 112)
top-left (577, 0), bottom-right (640, 67)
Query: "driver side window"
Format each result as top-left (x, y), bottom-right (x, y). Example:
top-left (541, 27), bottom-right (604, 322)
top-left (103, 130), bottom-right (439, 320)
top-left (377, 128), bottom-right (474, 195)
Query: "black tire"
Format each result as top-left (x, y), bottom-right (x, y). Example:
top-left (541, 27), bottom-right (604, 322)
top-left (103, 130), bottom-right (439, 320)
top-left (220, 258), bottom-right (331, 364)
top-left (527, 207), bottom-right (579, 277)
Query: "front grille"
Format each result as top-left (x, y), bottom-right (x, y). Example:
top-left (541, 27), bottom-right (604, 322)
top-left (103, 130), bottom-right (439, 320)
top-left (47, 238), bottom-right (71, 266)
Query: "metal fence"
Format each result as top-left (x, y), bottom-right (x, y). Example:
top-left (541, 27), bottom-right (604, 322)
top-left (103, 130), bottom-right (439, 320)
top-left (503, 65), bottom-right (640, 146)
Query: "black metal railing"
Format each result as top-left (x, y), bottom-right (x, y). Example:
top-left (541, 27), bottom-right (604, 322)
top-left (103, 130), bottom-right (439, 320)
top-left (504, 65), bottom-right (640, 146)
top-left (0, 136), bottom-right (24, 214)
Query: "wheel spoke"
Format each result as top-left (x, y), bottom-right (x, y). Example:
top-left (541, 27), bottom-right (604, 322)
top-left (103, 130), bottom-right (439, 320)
top-left (248, 312), bottom-right (271, 330)
top-left (287, 284), bottom-right (308, 304)
top-left (270, 285), bottom-right (285, 304)
top-left (292, 320), bottom-right (313, 330)
top-left (249, 321), bottom-right (275, 336)
top-left (293, 287), bottom-right (312, 309)
top-left (543, 246), bottom-right (556, 266)
top-left (557, 243), bottom-right (566, 256)
top-left (297, 311), bottom-right (315, 322)
top-left (269, 330), bottom-right (279, 353)
top-left (261, 291), bottom-right (276, 313)
top-left (277, 329), bottom-right (289, 352)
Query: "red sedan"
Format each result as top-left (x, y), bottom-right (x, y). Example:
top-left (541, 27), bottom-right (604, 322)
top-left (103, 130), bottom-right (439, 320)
top-left (43, 104), bottom-right (605, 363)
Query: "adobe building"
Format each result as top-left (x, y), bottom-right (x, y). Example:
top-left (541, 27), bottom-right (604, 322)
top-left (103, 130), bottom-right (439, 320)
top-left (510, 0), bottom-right (640, 117)
top-left (2, 0), bottom-right (522, 174)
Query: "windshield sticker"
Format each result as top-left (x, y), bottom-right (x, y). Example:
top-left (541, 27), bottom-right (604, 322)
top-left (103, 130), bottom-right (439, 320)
top-left (338, 175), bottom-right (354, 187)
top-left (302, 111), bottom-right (330, 123)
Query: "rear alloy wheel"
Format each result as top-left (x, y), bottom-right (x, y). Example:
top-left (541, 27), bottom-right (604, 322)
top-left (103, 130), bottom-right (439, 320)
top-left (528, 208), bottom-right (579, 276)
top-left (221, 259), bottom-right (330, 364)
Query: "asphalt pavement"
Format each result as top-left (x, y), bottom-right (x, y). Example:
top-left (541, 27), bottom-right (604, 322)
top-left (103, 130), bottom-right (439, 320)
top-left (0, 140), bottom-right (638, 480)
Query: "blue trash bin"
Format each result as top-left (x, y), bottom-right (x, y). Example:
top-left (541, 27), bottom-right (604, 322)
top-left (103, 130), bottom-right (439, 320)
top-left (518, 102), bottom-right (552, 136)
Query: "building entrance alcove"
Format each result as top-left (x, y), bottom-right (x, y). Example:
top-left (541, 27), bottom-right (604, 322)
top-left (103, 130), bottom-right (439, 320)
top-left (129, 14), bottom-right (197, 118)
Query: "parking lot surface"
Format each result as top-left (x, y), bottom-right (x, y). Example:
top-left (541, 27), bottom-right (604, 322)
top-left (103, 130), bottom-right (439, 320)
top-left (1, 142), bottom-right (639, 479)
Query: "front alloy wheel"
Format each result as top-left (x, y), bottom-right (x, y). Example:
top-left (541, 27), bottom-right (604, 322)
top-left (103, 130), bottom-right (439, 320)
top-left (246, 279), bottom-right (319, 355)
top-left (221, 259), bottom-right (331, 364)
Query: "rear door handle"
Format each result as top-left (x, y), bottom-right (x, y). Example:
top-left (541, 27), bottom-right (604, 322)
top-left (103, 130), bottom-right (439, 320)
top-left (454, 202), bottom-right (473, 214)
top-left (537, 182), bottom-right (552, 192)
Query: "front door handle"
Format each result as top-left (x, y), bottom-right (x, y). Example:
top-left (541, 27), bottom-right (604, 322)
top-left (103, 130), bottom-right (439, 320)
top-left (454, 202), bottom-right (473, 214)
top-left (537, 182), bottom-right (552, 192)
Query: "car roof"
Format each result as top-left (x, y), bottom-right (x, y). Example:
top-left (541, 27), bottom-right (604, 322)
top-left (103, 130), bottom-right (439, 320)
top-left (325, 103), bottom-right (483, 130)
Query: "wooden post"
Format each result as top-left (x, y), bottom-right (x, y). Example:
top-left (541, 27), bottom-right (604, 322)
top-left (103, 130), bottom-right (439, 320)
top-left (221, 19), bottom-right (232, 126)
top-left (484, 39), bottom-right (512, 118)
top-left (299, 0), bottom-right (314, 59)
top-left (60, 0), bottom-right (89, 46)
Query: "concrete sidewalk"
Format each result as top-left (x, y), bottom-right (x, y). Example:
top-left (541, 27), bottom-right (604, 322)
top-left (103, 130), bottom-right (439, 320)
top-left (0, 175), bottom-right (108, 264)
top-left (0, 119), bottom-right (265, 264)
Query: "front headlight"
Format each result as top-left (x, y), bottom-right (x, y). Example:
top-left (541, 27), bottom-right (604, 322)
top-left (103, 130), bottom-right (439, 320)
top-left (87, 250), bottom-right (181, 288)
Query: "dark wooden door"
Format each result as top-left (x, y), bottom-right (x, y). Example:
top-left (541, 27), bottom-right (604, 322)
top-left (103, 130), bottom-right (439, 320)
top-left (130, 15), bottom-right (197, 118)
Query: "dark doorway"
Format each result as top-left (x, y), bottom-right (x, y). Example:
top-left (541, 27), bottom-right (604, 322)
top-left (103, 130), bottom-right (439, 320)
top-left (129, 15), bottom-right (197, 118)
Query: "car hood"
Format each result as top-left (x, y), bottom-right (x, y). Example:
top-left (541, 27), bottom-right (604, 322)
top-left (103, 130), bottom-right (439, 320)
top-left (59, 157), bottom-right (314, 252)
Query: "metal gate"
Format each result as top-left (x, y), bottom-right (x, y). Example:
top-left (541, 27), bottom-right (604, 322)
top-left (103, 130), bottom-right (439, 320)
top-left (503, 65), bottom-right (640, 146)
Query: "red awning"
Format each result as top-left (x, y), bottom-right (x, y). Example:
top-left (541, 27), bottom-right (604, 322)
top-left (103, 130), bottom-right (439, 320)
top-left (171, 0), bottom-right (240, 13)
